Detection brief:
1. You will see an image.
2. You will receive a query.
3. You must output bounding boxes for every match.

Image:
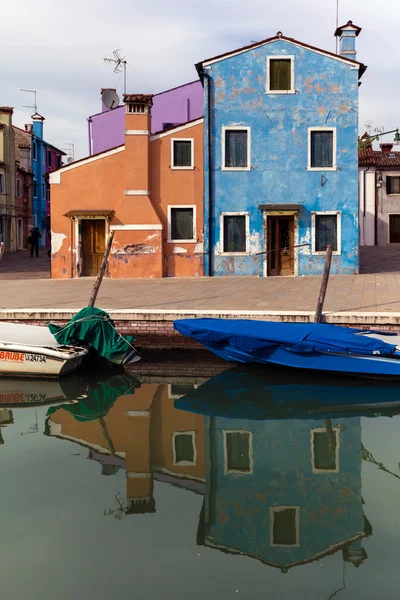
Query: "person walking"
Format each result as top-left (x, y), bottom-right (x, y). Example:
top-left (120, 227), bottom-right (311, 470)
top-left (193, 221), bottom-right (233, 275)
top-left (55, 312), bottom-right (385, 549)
top-left (29, 227), bottom-right (42, 257)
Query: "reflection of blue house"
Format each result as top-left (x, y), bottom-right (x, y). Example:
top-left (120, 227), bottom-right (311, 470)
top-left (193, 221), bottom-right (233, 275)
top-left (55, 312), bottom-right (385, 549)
top-left (199, 417), bottom-right (368, 571)
top-left (197, 21), bottom-right (366, 277)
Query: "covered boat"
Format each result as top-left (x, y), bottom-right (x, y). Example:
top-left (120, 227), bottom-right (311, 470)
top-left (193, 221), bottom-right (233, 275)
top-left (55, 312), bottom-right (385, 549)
top-left (174, 367), bottom-right (400, 419)
top-left (174, 319), bottom-right (400, 379)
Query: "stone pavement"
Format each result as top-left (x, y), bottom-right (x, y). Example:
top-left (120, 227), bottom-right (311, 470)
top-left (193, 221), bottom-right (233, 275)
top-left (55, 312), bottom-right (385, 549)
top-left (1, 246), bottom-right (400, 314)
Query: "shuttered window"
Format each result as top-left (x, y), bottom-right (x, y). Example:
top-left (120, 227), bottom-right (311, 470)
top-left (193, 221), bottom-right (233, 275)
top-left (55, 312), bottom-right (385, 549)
top-left (315, 214), bottom-right (338, 252)
top-left (173, 140), bottom-right (193, 168)
top-left (310, 131), bottom-right (334, 168)
top-left (269, 59), bottom-right (292, 91)
top-left (224, 129), bottom-right (248, 168)
top-left (170, 207), bottom-right (194, 241)
top-left (223, 215), bottom-right (247, 253)
top-left (387, 176), bottom-right (400, 195)
top-left (272, 508), bottom-right (298, 545)
top-left (313, 431), bottom-right (337, 470)
top-left (225, 431), bottom-right (251, 472)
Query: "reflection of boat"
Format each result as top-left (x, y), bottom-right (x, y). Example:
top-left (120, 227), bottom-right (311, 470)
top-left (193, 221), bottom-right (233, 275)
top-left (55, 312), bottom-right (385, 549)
top-left (0, 322), bottom-right (88, 378)
top-left (175, 367), bottom-right (400, 419)
top-left (0, 373), bottom-right (90, 406)
top-left (174, 319), bottom-right (400, 378)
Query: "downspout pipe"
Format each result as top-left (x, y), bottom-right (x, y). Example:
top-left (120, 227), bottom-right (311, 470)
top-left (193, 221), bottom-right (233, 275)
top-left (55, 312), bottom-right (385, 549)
top-left (361, 166), bottom-right (372, 247)
top-left (198, 69), bottom-right (213, 276)
top-left (87, 118), bottom-right (93, 156)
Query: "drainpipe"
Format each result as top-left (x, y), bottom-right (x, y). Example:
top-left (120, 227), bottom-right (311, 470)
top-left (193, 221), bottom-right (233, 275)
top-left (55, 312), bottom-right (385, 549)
top-left (375, 172), bottom-right (379, 246)
top-left (361, 166), bottom-right (372, 246)
top-left (87, 118), bottom-right (92, 156)
top-left (198, 70), bottom-right (213, 276)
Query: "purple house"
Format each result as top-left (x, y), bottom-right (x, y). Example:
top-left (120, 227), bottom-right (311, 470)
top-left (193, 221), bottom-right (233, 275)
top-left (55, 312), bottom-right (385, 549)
top-left (88, 80), bottom-right (204, 155)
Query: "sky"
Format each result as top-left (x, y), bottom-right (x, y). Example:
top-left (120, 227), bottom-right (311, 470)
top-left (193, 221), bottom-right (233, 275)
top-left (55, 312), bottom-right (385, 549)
top-left (1, 0), bottom-right (398, 159)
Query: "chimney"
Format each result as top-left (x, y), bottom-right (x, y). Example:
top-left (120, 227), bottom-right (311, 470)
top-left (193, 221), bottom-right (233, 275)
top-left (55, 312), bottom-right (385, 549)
top-left (334, 20), bottom-right (362, 60)
top-left (31, 112), bottom-right (45, 140)
top-left (123, 94), bottom-right (153, 199)
top-left (380, 143), bottom-right (393, 153)
top-left (24, 124), bottom-right (32, 133)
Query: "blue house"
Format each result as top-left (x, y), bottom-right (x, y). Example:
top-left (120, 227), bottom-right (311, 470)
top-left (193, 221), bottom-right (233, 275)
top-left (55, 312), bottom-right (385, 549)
top-left (198, 416), bottom-right (369, 571)
top-left (196, 21), bottom-right (366, 276)
top-left (30, 113), bottom-right (64, 246)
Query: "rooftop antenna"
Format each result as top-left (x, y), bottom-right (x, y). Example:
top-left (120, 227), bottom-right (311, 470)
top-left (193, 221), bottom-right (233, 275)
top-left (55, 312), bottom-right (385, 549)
top-left (104, 49), bottom-right (127, 94)
top-left (20, 88), bottom-right (37, 113)
top-left (335, 0), bottom-right (339, 54)
top-left (66, 142), bottom-right (75, 163)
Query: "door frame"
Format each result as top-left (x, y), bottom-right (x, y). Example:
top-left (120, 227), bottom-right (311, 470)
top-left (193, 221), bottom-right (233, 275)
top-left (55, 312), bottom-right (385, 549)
top-left (388, 213), bottom-right (400, 244)
top-left (74, 216), bottom-right (109, 277)
top-left (262, 211), bottom-right (298, 277)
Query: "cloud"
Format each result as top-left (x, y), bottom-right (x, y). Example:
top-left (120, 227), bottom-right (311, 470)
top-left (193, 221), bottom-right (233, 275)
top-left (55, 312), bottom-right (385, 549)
top-left (1, 0), bottom-right (398, 158)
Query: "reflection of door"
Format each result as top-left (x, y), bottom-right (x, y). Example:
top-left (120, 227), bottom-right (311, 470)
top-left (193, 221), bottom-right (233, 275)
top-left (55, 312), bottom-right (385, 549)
top-left (81, 219), bottom-right (105, 276)
top-left (17, 218), bottom-right (23, 249)
top-left (389, 215), bottom-right (400, 243)
top-left (267, 216), bottom-right (294, 276)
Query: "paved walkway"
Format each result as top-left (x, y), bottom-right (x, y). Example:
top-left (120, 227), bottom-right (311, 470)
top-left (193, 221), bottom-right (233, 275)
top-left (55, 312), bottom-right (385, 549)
top-left (1, 246), bottom-right (400, 313)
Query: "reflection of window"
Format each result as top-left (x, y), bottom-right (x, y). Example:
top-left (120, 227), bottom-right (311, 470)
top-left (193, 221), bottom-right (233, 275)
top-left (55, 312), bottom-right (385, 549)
top-left (312, 428), bottom-right (339, 472)
top-left (270, 507), bottom-right (299, 546)
top-left (172, 139), bottom-right (193, 168)
top-left (224, 430), bottom-right (253, 474)
top-left (169, 383), bottom-right (197, 399)
top-left (16, 178), bottom-right (21, 197)
top-left (387, 176), bottom-right (400, 195)
top-left (308, 128), bottom-right (336, 169)
top-left (222, 213), bottom-right (248, 253)
top-left (33, 180), bottom-right (37, 198)
top-left (0, 173), bottom-right (4, 193)
top-left (312, 212), bottom-right (341, 254)
top-left (267, 57), bottom-right (294, 92)
top-left (223, 127), bottom-right (250, 169)
top-left (168, 206), bottom-right (195, 242)
top-left (173, 431), bottom-right (196, 465)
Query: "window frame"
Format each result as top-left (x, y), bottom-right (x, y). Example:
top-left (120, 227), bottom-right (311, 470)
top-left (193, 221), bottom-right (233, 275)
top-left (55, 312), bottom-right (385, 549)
top-left (307, 127), bottom-right (337, 171)
top-left (266, 55), bottom-right (295, 94)
top-left (167, 205), bottom-right (196, 243)
top-left (270, 506), bottom-right (300, 547)
top-left (223, 429), bottom-right (254, 475)
top-left (220, 211), bottom-right (250, 255)
top-left (386, 175), bottom-right (400, 195)
top-left (311, 211), bottom-right (341, 255)
top-left (310, 427), bottom-right (340, 473)
top-left (171, 138), bottom-right (194, 170)
top-left (172, 431), bottom-right (197, 466)
top-left (222, 126), bottom-right (251, 171)
top-left (32, 140), bottom-right (37, 162)
top-left (47, 149), bottom-right (52, 168)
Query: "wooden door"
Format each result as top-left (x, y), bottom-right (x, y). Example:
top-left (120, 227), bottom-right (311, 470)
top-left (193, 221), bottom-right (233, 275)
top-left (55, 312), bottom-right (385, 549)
top-left (81, 219), bottom-right (105, 276)
top-left (389, 215), bottom-right (400, 243)
top-left (267, 216), bottom-right (294, 276)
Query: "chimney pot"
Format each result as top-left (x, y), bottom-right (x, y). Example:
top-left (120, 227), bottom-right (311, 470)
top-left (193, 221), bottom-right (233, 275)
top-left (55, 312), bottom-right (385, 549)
top-left (380, 143), bottom-right (393, 153)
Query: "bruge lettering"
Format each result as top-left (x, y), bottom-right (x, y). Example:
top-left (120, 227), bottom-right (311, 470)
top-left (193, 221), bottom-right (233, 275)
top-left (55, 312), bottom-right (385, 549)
top-left (0, 351), bottom-right (24, 362)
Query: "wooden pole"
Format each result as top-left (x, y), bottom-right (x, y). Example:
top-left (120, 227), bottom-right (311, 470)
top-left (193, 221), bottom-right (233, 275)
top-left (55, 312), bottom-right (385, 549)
top-left (314, 244), bottom-right (333, 324)
top-left (313, 244), bottom-right (336, 450)
top-left (88, 230), bottom-right (115, 308)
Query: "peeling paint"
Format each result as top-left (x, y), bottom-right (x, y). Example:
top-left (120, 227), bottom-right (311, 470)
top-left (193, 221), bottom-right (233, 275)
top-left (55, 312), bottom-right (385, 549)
top-left (172, 246), bottom-right (188, 254)
top-left (51, 232), bottom-right (67, 253)
top-left (112, 244), bottom-right (155, 255)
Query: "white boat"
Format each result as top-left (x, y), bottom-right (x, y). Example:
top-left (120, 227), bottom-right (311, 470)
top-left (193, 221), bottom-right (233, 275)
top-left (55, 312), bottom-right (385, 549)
top-left (0, 322), bottom-right (88, 378)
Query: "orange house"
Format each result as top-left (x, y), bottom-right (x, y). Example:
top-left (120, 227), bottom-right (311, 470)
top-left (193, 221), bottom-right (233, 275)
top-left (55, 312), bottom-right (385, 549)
top-left (50, 94), bottom-right (204, 278)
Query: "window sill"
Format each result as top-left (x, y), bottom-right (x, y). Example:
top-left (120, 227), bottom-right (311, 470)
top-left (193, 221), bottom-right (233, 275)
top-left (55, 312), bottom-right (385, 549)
top-left (220, 252), bottom-right (250, 256)
top-left (311, 251), bottom-right (341, 256)
top-left (307, 167), bottom-right (337, 172)
top-left (387, 193), bottom-right (400, 196)
top-left (171, 166), bottom-right (195, 170)
top-left (266, 89), bottom-right (295, 95)
top-left (224, 469), bottom-right (253, 475)
top-left (221, 166), bottom-right (251, 171)
top-left (173, 461), bottom-right (196, 466)
top-left (168, 239), bottom-right (197, 244)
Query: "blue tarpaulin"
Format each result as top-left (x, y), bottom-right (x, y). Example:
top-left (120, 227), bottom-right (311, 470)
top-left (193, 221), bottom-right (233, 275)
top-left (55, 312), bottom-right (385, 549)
top-left (174, 319), bottom-right (397, 357)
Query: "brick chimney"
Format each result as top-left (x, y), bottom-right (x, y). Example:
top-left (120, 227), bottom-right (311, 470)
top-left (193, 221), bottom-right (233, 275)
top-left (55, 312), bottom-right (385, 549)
top-left (380, 143), bottom-right (393, 153)
top-left (334, 20), bottom-right (362, 60)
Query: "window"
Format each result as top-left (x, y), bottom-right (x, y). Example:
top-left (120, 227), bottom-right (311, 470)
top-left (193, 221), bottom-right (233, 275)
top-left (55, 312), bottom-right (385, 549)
top-left (0, 173), bottom-right (4, 193)
top-left (16, 178), bottom-right (21, 197)
top-left (312, 212), bottom-right (340, 254)
top-left (267, 56), bottom-right (294, 93)
top-left (168, 206), bottom-right (195, 242)
top-left (224, 430), bottom-right (253, 474)
top-left (56, 155), bottom-right (62, 169)
top-left (47, 149), bottom-right (52, 168)
top-left (32, 140), bottom-right (37, 161)
top-left (308, 128), bottom-right (336, 169)
top-left (270, 507), bottom-right (300, 546)
top-left (222, 127), bottom-right (250, 170)
top-left (33, 180), bottom-right (37, 198)
top-left (171, 139), bottom-right (194, 169)
top-left (173, 432), bottom-right (196, 465)
top-left (221, 213), bottom-right (248, 254)
top-left (387, 176), bottom-right (400, 195)
top-left (311, 428), bottom-right (339, 472)
top-left (168, 383), bottom-right (197, 399)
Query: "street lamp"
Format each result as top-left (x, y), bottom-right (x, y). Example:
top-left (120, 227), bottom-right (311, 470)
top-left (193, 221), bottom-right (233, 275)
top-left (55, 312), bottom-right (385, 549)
top-left (359, 128), bottom-right (400, 149)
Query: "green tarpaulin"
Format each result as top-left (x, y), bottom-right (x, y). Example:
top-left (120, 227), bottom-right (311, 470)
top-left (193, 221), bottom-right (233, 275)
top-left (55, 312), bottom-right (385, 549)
top-left (48, 307), bottom-right (136, 365)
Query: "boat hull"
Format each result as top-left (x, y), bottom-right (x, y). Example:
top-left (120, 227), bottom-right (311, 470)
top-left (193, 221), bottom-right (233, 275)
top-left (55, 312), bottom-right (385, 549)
top-left (0, 345), bottom-right (88, 378)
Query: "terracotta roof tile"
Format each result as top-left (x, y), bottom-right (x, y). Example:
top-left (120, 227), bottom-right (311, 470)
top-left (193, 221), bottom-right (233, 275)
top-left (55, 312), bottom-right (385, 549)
top-left (359, 147), bottom-right (400, 168)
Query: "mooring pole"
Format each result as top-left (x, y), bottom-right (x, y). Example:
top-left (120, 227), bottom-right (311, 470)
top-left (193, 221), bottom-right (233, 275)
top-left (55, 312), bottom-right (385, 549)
top-left (313, 244), bottom-right (335, 450)
top-left (314, 244), bottom-right (333, 324)
top-left (88, 230), bottom-right (115, 308)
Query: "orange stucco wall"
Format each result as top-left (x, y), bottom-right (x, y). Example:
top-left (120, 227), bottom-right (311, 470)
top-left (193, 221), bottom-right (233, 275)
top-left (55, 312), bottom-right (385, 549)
top-left (50, 105), bottom-right (204, 279)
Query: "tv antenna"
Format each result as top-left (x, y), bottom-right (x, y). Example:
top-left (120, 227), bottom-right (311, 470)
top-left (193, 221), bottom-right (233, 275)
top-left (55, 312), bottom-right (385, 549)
top-left (20, 88), bottom-right (38, 113)
top-left (335, 0), bottom-right (339, 53)
top-left (66, 142), bottom-right (75, 162)
top-left (104, 49), bottom-right (127, 94)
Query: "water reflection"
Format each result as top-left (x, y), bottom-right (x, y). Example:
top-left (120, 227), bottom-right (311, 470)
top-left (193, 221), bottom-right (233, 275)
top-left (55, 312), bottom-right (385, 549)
top-left (2, 364), bottom-right (400, 590)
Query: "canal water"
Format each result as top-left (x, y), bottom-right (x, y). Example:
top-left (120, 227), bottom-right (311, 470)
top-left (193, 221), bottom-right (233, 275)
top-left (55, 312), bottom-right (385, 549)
top-left (1, 364), bottom-right (400, 599)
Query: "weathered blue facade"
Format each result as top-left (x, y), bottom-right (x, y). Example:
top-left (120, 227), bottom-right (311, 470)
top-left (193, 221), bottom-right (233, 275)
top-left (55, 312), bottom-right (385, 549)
top-left (200, 416), bottom-right (367, 570)
top-left (199, 24), bottom-right (365, 276)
